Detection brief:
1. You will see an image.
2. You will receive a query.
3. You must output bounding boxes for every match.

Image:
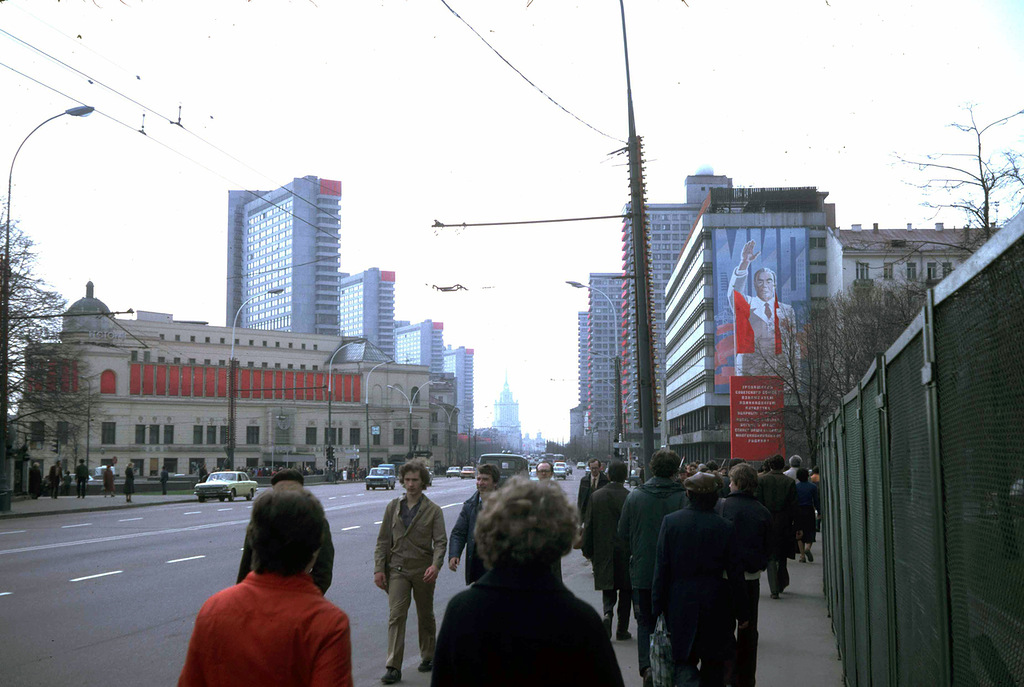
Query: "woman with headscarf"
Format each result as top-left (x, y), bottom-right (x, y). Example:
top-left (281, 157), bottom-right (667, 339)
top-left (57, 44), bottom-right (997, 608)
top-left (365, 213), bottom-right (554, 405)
top-left (431, 476), bottom-right (624, 687)
top-left (795, 467), bottom-right (819, 563)
top-left (123, 463), bottom-right (135, 503)
top-left (47, 463), bottom-right (62, 499)
top-left (179, 488), bottom-right (351, 686)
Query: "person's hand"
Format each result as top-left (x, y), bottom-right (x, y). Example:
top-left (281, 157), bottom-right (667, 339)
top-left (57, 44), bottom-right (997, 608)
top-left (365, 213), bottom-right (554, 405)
top-left (738, 620), bottom-right (751, 631)
top-left (795, 530), bottom-right (803, 540)
top-left (374, 572), bottom-right (387, 592)
top-left (740, 240), bottom-right (760, 269)
top-left (448, 557), bottom-right (460, 572)
top-left (423, 565), bottom-right (439, 584)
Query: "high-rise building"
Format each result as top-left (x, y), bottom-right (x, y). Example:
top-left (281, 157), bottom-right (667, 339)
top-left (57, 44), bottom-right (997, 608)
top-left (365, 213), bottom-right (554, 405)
top-left (663, 186), bottom-right (831, 462)
top-left (492, 374), bottom-right (521, 451)
top-left (442, 345), bottom-right (475, 434)
top-left (586, 273), bottom-right (624, 451)
top-left (339, 268), bottom-right (396, 358)
top-left (395, 320), bottom-right (444, 374)
top-left (576, 312), bottom-right (588, 406)
top-left (226, 176), bottom-right (341, 336)
top-left (621, 169), bottom-right (733, 444)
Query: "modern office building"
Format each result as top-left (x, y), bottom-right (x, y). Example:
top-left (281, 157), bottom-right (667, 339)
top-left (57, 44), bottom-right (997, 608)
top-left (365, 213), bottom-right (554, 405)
top-left (339, 268), bottom-right (396, 359)
top-left (577, 311), bottom-right (588, 406)
top-left (396, 320), bottom-right (445, 374)
top-left (442, 345), bottom-right (475, 434)
top-left (621, 169), bottom-right (734, 445)
top-left (226, 176), bottom-right (342, 336)
top-left (492, 374), bottom-right (522, 452)
top-left (662, 186), bottom-right (832, 463)
top-left (585, 273), bottom-right (624, 450)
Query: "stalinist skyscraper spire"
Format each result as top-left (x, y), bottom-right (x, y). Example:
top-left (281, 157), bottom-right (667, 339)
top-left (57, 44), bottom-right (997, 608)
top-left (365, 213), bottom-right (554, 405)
top-left (492, 372), bottom-right (522, 452)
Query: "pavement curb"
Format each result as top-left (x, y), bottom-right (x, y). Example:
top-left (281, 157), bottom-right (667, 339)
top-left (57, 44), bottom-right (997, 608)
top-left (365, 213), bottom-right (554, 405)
top-left (0, 497), bottom-right (199, 521)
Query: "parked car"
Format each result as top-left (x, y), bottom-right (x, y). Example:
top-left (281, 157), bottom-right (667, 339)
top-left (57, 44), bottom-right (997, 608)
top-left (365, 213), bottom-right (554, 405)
top-left (460, 465), bottom-right (476, 479)
top-left (195, 471), bottom-right (257, 502)
top-left (366, 464), bottom-right (397, 490)
top-left (446, 466), bottom-right (461, 478)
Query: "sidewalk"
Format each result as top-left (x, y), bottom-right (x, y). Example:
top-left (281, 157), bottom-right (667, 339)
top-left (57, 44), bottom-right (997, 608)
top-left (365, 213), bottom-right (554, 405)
top-left (0, 492), bottom-right (198, 519)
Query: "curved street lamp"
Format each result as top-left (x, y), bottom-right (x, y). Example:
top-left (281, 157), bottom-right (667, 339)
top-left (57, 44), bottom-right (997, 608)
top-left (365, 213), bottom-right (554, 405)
top-left (1, 105), bottom-right (94, 510)
top-left (364, 359), bottom-right (392, 469)
top-left (388, 381), bottom-right (433, 459)
top-left (325, 338), bottom-right (367, 472)
top-left (431, 402), bottom-right (460, 467)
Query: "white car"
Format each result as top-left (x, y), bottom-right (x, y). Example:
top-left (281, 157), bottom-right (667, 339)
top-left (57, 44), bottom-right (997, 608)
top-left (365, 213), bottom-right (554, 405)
top-left (194, 471), bottom-right (257, 502)
top-left (446, 466), bottom-right (461, 478)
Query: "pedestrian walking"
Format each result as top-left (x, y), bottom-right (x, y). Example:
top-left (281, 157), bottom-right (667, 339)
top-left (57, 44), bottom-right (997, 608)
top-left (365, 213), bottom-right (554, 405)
top-left (179, 489), bottom-right (352, 687)
top-left (160, 466), bottom-right (170, 495)
top-left (75, 459), bottom-right (89, 498)
top-left (795, 467), bottom-right (819, 563)
top-left (617, 448), bottom-right (688, 686)
top-left (783, 455), bottom-right (801, 481)
top-left (28, 462), bottom-right (42, 499)
top-left (577, 457), bottom-right (609, 520)
top-left (102, 464), bottom-right (115, 497)
top-left (48, 463), bottom-right (62, 499)
top-left (373, 461), bottom-right (447, 685)
top-left (238, 468), bottom-right (334, 594)
top-left (652, 471), bottom-right (749, 687)
top-left (717, 463), bottom-right (773, 687)
top-left (198, 464), bottom-right (208, 483)
top-left (431, 476), bottom-right (624, 687)
top-left (756, 454), bottom-right (798, 598)
top-left (123, 463), bottom-right (135, 503)
top-left (583, 460), bottom-right (633, 641)
top-left (448, 464), bottom-right (499, 585)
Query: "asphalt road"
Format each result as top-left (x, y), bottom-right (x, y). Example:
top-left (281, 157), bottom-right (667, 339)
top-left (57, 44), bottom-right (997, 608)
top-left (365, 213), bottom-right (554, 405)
top-left (0, 475), bottom-right (591, 687)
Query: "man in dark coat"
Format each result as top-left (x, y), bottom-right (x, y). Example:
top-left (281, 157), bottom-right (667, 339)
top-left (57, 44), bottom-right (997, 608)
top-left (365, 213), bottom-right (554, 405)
top-left (718, 463), bottom-right (773, 687)
top-left (28, 462), bottom-right (42, 499)
top-left (653, 472), bottom-right (748, 687)
top-left (617, 449), bottom-right (688, 685)
top-left (577, 457), bottom-right (610, 519)
top-left (237, 468), bottom-right (335, 594)
top-left (448, 463), bottom-right (499, 585)
top-left (75, 459), bottom-right (89, 498)
top-left (160, 466), bottom-right (170, 495)
top-left (756, 454), bottom-right (798, 598)
top-left (583, 460), bottom-right (632, 640)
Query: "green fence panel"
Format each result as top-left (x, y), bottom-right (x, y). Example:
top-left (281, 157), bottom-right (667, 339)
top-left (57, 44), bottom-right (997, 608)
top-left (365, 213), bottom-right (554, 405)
top-left (933, 235), bottom-right (1024, 686)
top-left (886, 334), bottom-right (945, 685)
top-left (843, 395), bottom-right (871, 686)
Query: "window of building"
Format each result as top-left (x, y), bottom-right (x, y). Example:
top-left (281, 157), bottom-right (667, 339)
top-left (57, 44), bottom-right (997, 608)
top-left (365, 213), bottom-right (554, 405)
top-left (163, 425), bottom-right (174, 445)
top-left (193, 425), bottom-right (203, 445)
top-left (926, 262), bottom-right (938, 280)
top-left (249, 340), bottom-right (254, 346)
top-left (809, 273), bottom-right (826, 285)
top-left (856, 262), bottom-right (870, 280)
top-left (220, 338), bottom-right (225, 344)
top-left (247, 361), bottom-right (255, 368)
top-left (288, 342), bottom-right (293, 349)
top-left (411, 429), bottom-right (419, 446)
top-left (300, 364), bottom-right (306, 370)
top-left (131, 351), bottom-right (138, 362)
top-left (218, 360), bottom-right (225, 366)
top-left (143, 351), bottom-right (151, 363)
top-left (157, 356), bottom-right (165, 363)
top-left (942, 262), bottom-right (953, 277)
top-left (301, 343), bottom-right (306, 350)
top-left (217, 426), bottom-right (226, 444)
top-left (101, 422), bottom-right (116, 445)
top-left (148, 424), bottom-right (160, 445)
top-left (173, 357), bottom-right (181, 364)
top-left (275, 341), bottom-right (280, 348)
top-left (305, 427), bottom-right (317, 445)
top-left (159, 334), bottom-right (165, 340)
top-left (207, 426), bottom-right (217, 444)
top-left (313, 345), bottom-right (318, 351)
top-left (883, 263), bottom-right (894, 280)
top-left (246, 426), bottom-right (260, 445)
top-left (907, 263), bottom-right (917, 280)
top-left (312, 365), bottom-right (318, 370)
top-left (324, 427), bottom-right (337, 445)
top-left (349, 428), bottom-right (360, 446)
top-left (54, 421), bottom-right (69, 442)
top-left (190, 336), bottom-right (196, 342)
top-left (262, 341), bottom-right (267, 347)
top-left (373, 432), bottom-right (381, 446)
top-left (29, 421), bottom-right (45, 443)
top-left (394, 428), bottom-right (405, 445)
top-left (205, 337), bottom-right (210, 343)
top-left (431, 433), bottom-right (438, 446)
top-left (135, 424), bottom-right (146, 445)
top-left (188, 358), bottom-right (196, 364)
top-left (175, 335), bottom-right (181, 342)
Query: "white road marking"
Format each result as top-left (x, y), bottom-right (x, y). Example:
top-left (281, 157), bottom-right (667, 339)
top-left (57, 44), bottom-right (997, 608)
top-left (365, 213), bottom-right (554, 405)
top-left (341, 525), bottom-right (360, 531)
top-left (0, 592), bottom-right (11, 596)
top-left (0, 530), bottom-right (26, 535)
top-left (328, 497), bottom-right (337, 500)
top-left (442, 503), bottom-right (460, 509)
top-left (217, 508), bottom-right (232, 511)
top-left (118, 518), bottom-right (143, 522)
top-left (341, 495), bottom-right (348, 498)
top-left (167, 555), bottom-right (206, 564)
top-left (183, 511), bottom-right (201, 515)
top-left (70, 570), bottom-right (122, 582)
top-left (374, 521), bottom-right (383, 525)
top-left (62, 523), bottom-right (92, 529)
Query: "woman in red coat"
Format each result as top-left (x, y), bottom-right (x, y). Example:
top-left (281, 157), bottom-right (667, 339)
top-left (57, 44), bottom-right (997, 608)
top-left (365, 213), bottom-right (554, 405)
top-left (102, 465), bottom-right (115, 497)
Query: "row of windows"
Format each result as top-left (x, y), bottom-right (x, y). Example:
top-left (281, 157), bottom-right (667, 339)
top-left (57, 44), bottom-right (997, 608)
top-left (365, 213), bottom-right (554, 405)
top-left (152, 335), bottom-right (317, 350)
top-left (856, 261), bottom-right (953, 280)
top-left (85, 422), bottom-right (432, 449)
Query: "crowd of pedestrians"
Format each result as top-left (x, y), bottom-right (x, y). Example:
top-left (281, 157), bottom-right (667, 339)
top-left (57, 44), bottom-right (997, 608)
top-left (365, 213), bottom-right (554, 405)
top-left (175, 450), bottom-right (818, 687)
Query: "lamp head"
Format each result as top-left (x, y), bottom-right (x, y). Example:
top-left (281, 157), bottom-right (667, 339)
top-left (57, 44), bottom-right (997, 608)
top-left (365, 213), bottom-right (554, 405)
top-left (566, 281), bottom-right (586, 289)
top-left (65, 106), bottom-right (95, 117)
top-left (267, 288), bottom-right (285, 295)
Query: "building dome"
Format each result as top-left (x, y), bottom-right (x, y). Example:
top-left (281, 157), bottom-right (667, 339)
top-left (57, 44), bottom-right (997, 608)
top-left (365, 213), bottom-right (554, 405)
top-left (695, 165), bottom-right (715, 176)
top-left (63, 281), bottom-right (114, 333)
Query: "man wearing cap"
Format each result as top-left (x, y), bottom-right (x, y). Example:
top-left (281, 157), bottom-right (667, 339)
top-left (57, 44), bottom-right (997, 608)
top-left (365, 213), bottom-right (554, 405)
top-left (653, 471), bottom-right (748, 687)
top-left (237, 468), bottom-right (335, 594)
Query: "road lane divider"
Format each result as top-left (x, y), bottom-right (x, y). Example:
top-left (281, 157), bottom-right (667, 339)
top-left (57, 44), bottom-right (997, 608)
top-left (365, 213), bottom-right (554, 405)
top-left (328, 497), bottom-right (337, 500)
top-left (183, 511), bottom-right (201, 515)
top-left (0, 530), bottom-right (27, 535)
top-left (70, 570), bottom-right (122, 582)
top-left (0, 592), bottom-right (11, 596)
top-left (341, 526), bottom-right (360, 531)
top-left (61, 523), bottom-right (92, 528)
top-left (441, 503), bottom-right (460, 509)
top-left (217, 508), bottom-right (232, 511)
top-left (374, 521), bottom-right (383, 525)
top-left (167, 555), bottom-right (206, 564)
top-left (118, 518), bottom-right (143, 522)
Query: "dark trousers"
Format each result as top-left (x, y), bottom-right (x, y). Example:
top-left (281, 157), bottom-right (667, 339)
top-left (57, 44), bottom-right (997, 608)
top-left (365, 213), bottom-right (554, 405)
top-left (674, 658), bottom-right (726, 687)
top-left (633, 588), bottom-right (655, 674)
top-left (77, 478), bottom-right (87, 498)
top-left (766, 554), bottom-right (789, 595)
top-left (728, 579), bottom-right (761, 687)
top-left (602, 587), bottom-right (631, 631)
top-left (161, 482), bottom-right (168, 495)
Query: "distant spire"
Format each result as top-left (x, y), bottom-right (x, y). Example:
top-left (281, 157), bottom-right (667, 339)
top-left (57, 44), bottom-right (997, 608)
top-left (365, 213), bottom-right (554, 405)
top-left (86, 281), bottom-right (94, 299)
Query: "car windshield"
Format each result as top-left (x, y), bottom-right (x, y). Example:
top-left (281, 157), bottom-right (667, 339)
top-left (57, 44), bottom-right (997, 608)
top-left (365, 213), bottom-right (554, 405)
top-left (369, 468), bottom-right (387, 476)
top-left (208, 473), bottom-right (232, 482)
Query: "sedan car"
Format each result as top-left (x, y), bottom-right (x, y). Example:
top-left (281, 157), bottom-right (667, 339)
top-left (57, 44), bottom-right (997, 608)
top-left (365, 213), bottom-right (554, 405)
top-left (195, 471), bottom-right (257, 502)
top-left (460, 465), bottom-right (476, 479)
top-left (553, 464), bottom-right (568, 480)
top-left (446, 466), bottom-right (461, 478)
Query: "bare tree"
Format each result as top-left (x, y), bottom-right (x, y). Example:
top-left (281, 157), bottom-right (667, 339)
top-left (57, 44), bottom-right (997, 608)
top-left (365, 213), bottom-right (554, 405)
top-left (900, 104), bottom-right (1024, 249)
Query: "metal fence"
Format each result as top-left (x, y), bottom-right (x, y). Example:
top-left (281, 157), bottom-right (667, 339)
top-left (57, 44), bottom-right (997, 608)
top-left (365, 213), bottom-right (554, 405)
top-left (818, 216), bottom-right (1024, 687)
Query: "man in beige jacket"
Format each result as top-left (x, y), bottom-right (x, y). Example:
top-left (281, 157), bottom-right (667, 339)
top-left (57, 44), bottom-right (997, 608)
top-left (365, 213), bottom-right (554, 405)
top-left (374, 460), bottom-right (448, 684)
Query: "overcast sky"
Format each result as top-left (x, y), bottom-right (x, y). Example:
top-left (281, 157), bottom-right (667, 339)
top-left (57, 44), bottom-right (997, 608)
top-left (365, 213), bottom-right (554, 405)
top-left (2, 0), bottom-right (1023, 441)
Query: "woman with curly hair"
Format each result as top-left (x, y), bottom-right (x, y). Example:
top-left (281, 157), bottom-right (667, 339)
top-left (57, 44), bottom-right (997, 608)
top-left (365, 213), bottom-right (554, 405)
top-left (431, 476), bottom-right (624, 687)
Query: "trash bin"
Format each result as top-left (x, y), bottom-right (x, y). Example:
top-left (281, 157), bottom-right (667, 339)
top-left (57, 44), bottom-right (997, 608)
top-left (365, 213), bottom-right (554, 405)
top-left (0, 490), bottom-right (11, 513)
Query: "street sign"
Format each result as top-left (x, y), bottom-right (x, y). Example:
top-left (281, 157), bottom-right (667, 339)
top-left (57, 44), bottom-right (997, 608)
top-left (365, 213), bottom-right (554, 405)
top-left (613, 441), bottom-right (641, 448)
top-left (371, 425), bottom-right (381, 436)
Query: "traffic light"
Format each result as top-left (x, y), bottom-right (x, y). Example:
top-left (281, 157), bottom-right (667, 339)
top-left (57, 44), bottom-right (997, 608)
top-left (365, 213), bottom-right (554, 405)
top-left (51, 439), bottom-right (60, 454)
top-left (326, 445), bottom-right (335, 466)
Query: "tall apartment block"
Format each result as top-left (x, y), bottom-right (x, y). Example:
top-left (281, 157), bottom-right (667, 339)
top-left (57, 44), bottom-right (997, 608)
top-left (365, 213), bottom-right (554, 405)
top-left (226, 176), bottom-right (341, 336)
top-left (621, 169), bottom-right (733, 444)
top-left (577, 311), bottom-right (588, 406)
top-left (443, 345), bottom-right (475, 434)
top-left (339, 268), bottom-right (396, 359)
top-left (396, 320), bottom-right (445, 374)
top-left (586, 273), bottom-right (624, 442)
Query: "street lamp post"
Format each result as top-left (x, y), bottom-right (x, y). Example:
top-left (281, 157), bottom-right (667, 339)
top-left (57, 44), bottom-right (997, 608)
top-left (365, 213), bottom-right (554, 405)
top-left (388, 382), bottom-right (433, 460)
top-left (1, 105), bottom-right (93, 509)
top-left (431, 403), bottom-right (459, 467)
top-left (326, 338), bottom-right (367, 474)
top-left (567, 281), bottom-right (624, 459)
top-left (365, 360), bottom-right (392, 470)
top-left (228, 287), bottom-right (284, 469)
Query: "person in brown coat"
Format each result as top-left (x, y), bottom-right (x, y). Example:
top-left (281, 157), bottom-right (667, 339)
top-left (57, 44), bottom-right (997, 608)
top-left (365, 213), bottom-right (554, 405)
top-left (582, 460), bottom-right (633, 640)
top-left (756, 454), bottom-right (799, 598)
top-left (47, 463), bottom-right (62, 499)
top-left (102, 464), bottom-right (115, 497)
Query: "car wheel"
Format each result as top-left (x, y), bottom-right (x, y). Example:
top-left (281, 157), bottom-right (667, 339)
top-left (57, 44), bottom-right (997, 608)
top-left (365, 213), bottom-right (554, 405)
top-left (197, 495), bottom-right (206, 503)
top-left (366, 485), bottom-right (370, 490)
top-left (229, 489), bottom-right (236, 502)
top-left (246, 489), bottom-right (254, 501)
top-left (218, 496), bottom-right (225, 502)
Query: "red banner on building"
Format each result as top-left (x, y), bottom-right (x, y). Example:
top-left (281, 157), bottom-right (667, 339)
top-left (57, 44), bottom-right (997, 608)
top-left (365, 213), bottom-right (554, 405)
top-left (730, 375), bottom-right (785, 462)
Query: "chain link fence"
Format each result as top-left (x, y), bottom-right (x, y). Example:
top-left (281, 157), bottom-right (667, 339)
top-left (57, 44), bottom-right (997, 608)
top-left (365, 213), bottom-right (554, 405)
top-left (818, 214), bottom-right (1024, 687)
